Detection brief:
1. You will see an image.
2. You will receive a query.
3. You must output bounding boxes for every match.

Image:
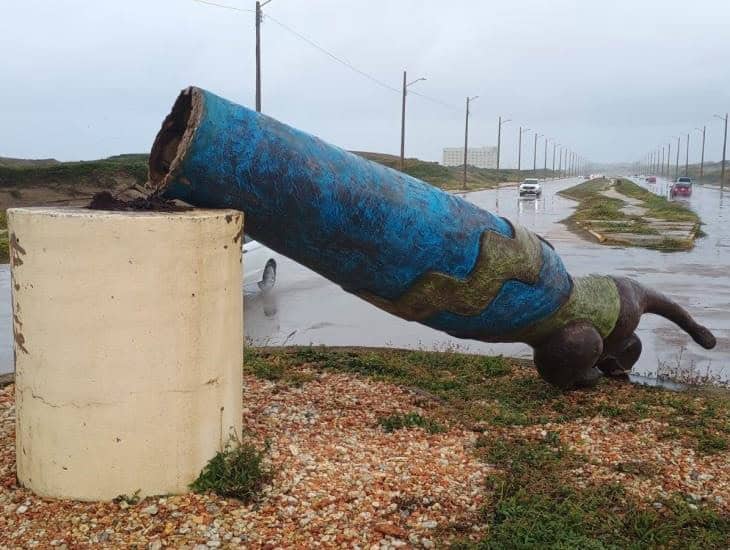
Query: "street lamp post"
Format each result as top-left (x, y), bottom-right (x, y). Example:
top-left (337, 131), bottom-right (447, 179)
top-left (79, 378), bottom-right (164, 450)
top-left (399, 71), bottom-right (426, 170)
top-left (685, 133), bottom-right (690, 177)
top-left (517, 127), bottom-right (530, 172)
top-left (675, 136), bottom-right (680, 180)
top-left (462, 96), bottom-right (479, 190)
top-left (715, 113), bottom-right (728, 190)
top-left (552, 142), bottom-right (557, 179)
top-left (660, 146), bottom-right (665, 177)
top-left (255, 0), bottom-right (273, 113)
top-left (667, 142), bottom-right (671, 179)
top-left (696, 126), bottom-right (706, 178)
top-left (496, 117), bottom-right (511, 183)
top-left (544, 137), bottom-right (550, 176)
top-left (558, 146), bottom-right (563, 178)
top-left (532, 132), bottom-right (542, 173)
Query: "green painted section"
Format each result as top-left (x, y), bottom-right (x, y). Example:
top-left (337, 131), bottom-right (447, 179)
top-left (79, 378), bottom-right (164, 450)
top-left (359, 224), bottom-right (543, 321)
top-left (512, 275), bottom-right (621, 345)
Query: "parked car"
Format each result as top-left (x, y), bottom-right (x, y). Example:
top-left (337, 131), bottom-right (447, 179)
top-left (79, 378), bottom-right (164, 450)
top-left (670, 177), bottom-right (692, 198)
top-left (646, 176), bottom-right (657, 183)
top-left (519, 178), bottom-right (542, 197)
top-left (243, 235), bottom-right (277, 293)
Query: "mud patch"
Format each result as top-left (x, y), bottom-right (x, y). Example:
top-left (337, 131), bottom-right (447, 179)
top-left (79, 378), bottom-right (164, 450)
top-left (87, 191), bottom-right (190, 212)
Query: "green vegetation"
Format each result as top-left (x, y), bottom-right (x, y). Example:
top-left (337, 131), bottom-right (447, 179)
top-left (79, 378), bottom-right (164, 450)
top-left (248, 346), bottom-right (729, 455)
top-left (378, 412), bottom-right (445, 434)
top-left (463, 437), bottom-right (728, 549)
top-left (354, 151), bottom-right (555, 191)
top-left (244, 346), bottom-right (730, 547)
top-left (0, 155), bottom-right (148, 189)
top-left (190, 435), bottom-right (271, 501)
top-left (559, 177), bottom-right (700, 251)
top-left (242, 345), bottom-right (730, 544)
top-left (615, 178), bottom-right (700, 222)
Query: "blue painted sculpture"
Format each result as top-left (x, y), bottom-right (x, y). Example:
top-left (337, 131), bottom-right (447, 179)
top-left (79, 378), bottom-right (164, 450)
top-left (148, 87), bottom-right (716, 389)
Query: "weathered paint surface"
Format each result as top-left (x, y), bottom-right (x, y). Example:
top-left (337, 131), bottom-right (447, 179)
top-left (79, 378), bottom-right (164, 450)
top-left (157, 88), bottom-right (612, 343)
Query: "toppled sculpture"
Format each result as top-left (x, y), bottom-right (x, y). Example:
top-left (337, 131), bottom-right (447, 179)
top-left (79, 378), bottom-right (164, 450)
top-left (148, 87), bottom-right (716, 389)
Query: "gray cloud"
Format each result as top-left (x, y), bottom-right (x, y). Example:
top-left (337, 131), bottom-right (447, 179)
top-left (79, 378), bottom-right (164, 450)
top-left (1, 0), bottom-right (728, 164)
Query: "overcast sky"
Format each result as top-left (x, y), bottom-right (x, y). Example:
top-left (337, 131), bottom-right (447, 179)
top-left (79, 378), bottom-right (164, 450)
top-left (2, 0), bottom-right (729, 166)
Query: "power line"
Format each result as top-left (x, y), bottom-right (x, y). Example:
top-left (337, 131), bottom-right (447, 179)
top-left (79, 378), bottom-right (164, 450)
top-left (190, 0), bottom-right (459, 111)
top-left (192, 0), bottom-right (253, 12)
top-left (264, 13), bottom-right (401, 95)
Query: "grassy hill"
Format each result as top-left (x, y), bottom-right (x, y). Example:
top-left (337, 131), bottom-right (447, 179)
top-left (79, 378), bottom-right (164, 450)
top-left (353, 151), bottom-right (553, 190)
top-left (0, 150), bottom-right (556, 261)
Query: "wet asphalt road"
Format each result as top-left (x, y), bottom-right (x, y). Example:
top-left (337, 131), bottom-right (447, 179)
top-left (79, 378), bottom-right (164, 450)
top-left (1, 176), bottom-right (728, 381)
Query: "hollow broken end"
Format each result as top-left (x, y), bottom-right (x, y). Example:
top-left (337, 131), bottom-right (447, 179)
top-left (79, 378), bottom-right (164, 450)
top-left (148, 86), bottom-right (204, 196)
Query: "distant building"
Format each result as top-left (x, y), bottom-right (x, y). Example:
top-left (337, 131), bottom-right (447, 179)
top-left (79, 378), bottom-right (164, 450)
top-left (442, 146), bottom-right (497, 169)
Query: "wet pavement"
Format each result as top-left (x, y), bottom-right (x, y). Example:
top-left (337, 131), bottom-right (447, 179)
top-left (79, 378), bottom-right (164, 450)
top-left (1, 176), bottom-right (728, 383)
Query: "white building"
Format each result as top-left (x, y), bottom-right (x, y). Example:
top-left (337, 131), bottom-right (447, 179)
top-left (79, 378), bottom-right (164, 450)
top-left (442, 146), bottom-right (497, 169)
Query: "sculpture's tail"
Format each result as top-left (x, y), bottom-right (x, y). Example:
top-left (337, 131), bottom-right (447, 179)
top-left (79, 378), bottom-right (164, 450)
top-left (642, 286), bottom-right (716, 349)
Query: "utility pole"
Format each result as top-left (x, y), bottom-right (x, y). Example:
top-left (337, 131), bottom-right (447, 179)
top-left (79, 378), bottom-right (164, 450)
top-left (558, 146), bottom-right (563, 178)
top-left (675, 136), bottom-right (680, 180)
top-left (496, 117), bottom-right (511, 182)
top-left (667, 142), bottom-right (671, 179)
top-left (518, 127), bottom-right (529, 172)
top-left (716, 113), bottom-right (728, 189)
top-left (552, 142), bottom-right (557, 179)
top-left (696, 126), bottom-right (706, 178)
top-left (660, 146), bottom-right (664, 177)
top-left (685, 133), bottom-right (690, 177)
top-left (544, 138), bottom-right (549, 176)
top-left (255, 0), bottom-right (272, 112)
top-left (463, 96), bottom-right (478, 190)
top-left (399, 71), bottom-right (426, 170)
top-left (532, 133), bottom-right (542, 172)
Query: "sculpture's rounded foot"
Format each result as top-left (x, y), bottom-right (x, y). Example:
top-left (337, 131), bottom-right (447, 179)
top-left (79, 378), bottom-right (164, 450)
top-left (533, 321), bottom-right (604, 390)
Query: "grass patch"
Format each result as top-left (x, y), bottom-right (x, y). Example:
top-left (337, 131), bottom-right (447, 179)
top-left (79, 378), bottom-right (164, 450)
top-left (354, 151), bottom-right (555, 191)
top-left (462, 435), bottom-right (730, 549)
top-left (190, 435), bottom-right (271, 501)
top-left (247, 347), bottom-right (730, 547)
top-left (378, 412), bottom-right (445, 434)
top-left (615, 179), bottom-right (699, 223)
top-left (559, 178), bottom-right (700, 251)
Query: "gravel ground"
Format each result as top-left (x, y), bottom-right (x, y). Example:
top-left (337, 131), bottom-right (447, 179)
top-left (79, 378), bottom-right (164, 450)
top-left (1, 363), bottom-right (727, 548)
top-left (0, 371), bottom-right (490, 548)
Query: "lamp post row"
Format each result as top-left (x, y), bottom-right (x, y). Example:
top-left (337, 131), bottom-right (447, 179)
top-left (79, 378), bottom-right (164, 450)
top-left (645, 114), bottom-right (726, 189)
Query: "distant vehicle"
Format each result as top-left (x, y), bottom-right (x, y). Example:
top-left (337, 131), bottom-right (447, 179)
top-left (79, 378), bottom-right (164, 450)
top-left (670, 177), bottom-right (692, 198)
top-left (243, 236), bottom-right (277, 293)
top-left (646, 176), bottom-right (657, 183)
top-left (519, 178), bottom-right (542, 197)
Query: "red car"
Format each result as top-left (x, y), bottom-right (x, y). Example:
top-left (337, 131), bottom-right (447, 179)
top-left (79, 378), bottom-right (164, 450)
top-left (670, 177), bottom-right (692, 198)
top-left (646, 176), bottom-right (657, 183)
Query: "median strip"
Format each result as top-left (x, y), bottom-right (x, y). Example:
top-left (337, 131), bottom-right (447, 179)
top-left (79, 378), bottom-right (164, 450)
top-left (559, 178), bottom-right (701, 251)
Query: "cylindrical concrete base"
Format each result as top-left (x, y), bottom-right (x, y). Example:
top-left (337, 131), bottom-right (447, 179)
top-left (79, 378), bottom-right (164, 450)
top-left (8, 207), bottom-right (243, 501)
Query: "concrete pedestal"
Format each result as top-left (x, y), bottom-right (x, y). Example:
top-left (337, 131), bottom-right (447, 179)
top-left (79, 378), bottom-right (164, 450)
top-left (8, 207), bottom-right (243, 501)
